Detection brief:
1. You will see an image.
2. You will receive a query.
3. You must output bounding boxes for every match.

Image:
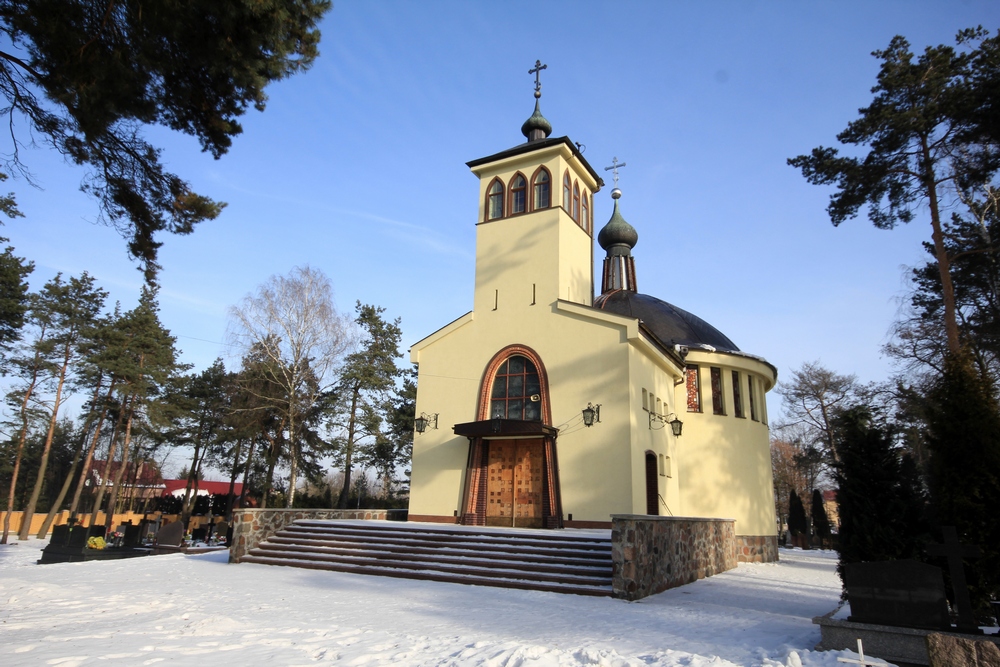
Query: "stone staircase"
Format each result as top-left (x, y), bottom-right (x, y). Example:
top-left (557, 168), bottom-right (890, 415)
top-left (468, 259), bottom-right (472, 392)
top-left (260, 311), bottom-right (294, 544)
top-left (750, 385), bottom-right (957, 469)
top-left (239, 520), bottom-right (614, 597)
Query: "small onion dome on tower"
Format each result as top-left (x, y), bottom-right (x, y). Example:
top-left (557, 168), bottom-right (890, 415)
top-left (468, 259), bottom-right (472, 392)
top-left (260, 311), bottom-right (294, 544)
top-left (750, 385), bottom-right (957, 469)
top-left (597, 188), bottom-right (638, 256)
top-left (595, 187), bottom-right (639, 295)
top-left (521, 99), bottom-right (552, 142)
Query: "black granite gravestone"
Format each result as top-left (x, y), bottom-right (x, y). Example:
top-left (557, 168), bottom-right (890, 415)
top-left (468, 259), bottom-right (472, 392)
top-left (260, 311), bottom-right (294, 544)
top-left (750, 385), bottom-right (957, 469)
top-left (156, 521), bottom-right (184, 547)
top-left (191, 527), bottom-right (207, 542)
top-left (844, 560), bottom-right (950, 630)
top-left (50, 524), bottom-right (70, 546)
top-left (926, 526), bottom-right (983, 634)
top-left (123, 523), bottom-right (142, 547)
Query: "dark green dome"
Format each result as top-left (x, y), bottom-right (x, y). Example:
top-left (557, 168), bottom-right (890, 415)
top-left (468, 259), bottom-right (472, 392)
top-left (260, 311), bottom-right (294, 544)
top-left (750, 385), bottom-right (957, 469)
top-left (597, 193), bottom-right (638, 254)
top-left (521, 100), bottom-right (552, 140)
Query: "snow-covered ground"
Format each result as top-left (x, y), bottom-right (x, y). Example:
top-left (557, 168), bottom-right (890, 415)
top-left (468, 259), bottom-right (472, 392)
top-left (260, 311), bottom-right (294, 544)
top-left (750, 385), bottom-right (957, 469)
top-left (0, 537), bottom-right (883, 666)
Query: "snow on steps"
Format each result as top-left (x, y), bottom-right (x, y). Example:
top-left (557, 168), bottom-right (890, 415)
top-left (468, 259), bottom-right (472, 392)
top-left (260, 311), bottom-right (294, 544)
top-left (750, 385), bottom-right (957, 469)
top-left (240, 520), bottom-right (614, 597)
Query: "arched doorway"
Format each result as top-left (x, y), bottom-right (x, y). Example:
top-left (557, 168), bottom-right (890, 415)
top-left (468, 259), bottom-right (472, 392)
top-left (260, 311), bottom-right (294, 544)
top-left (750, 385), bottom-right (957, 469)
top-left (645, 451), bottom-right (658, 515)
top-left (455, 345), bottom-right (562, 528)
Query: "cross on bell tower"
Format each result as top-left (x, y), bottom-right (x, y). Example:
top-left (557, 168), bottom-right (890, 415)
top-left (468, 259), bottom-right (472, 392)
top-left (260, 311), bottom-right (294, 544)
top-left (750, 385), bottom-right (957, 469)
top-left (529, 60), bottom-right (547, 99)
top-left (521, 60), bottom-right (552, 142)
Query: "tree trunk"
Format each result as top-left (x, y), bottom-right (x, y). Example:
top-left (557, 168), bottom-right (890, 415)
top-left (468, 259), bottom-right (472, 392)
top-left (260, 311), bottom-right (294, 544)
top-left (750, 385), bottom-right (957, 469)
top-left (238, 439), bottom-right (256, 513)
top-left (226, 439), bottom-right (245, 520)
top-left (1, 360), bottom-right (41, 544)
top-left (286, 392), bottom-right (298, 508)
top-left (68, 375), bottom-right (113, 519)
top-left (103, 402), bottom-right (136, 533)
top-left (180, 439), bottom-right (203, 527)
top-left (87, 396), bottom-right (128, 528)
top-left (18, 341), bottom-right (72, 540)
top-left (922, 136), bottom-right (962, 355)
top-left (337, 385), bottom-right (361, 509)
top-left (36, 433), bottom-right (86, 538)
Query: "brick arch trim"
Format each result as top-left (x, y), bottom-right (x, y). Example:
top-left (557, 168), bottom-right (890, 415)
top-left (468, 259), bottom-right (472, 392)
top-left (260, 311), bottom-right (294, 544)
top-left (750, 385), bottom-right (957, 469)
top-left (477, 344), bottom-right (552, 425)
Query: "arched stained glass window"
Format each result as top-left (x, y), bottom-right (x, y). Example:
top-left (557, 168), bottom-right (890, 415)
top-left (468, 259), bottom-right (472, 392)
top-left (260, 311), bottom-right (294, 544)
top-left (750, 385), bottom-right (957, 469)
top-left (563, 172), bottom-right (571, 211)
top-left (489, 355), bottom-right (542, 421)
top-left (488, 179), bottom-right (504, 220)
top-left (532, 169), bottom-right (550, 209)
top-left (572, 182), bottom-right (581, 222)
top-left (510, 174), bottom-right (526, 214)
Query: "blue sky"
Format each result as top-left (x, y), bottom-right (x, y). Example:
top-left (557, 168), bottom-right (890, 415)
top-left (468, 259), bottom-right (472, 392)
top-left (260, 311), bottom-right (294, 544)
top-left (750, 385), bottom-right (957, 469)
top-left (5, 1), bottom-right (1000, 432)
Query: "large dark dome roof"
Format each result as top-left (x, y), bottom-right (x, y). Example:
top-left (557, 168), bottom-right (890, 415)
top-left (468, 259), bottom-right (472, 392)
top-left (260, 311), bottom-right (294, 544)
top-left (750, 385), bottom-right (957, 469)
top-left (595, 291), bottom-right (739, 353)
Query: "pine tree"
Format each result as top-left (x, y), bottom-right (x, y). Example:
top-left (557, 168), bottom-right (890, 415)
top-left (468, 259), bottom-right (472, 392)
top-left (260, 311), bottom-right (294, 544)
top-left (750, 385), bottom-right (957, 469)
top-left (333, 303), bottom-right (403, 509)
top-left (789, 29), bottom-right (1000, 355)
top-left (788, 490), bottom-right (808, 547)
top-left (18, 272), bottom-right (106, 539)
top-left (833, 407), bottom-right (930, 588)
top-left (0, 1), bottom-right (332, 275)
top-left (924, 353), bottom-right (1000, 614)
top-left (811, 489), bottom-right (831, 548)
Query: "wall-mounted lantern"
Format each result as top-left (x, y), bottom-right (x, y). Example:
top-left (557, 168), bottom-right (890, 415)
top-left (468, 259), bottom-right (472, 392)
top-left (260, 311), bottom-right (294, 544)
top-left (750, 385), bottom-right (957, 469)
top-left (582, 403), bottom-right (601, 427)
top-left (414, 412), bottom-right (439, 434)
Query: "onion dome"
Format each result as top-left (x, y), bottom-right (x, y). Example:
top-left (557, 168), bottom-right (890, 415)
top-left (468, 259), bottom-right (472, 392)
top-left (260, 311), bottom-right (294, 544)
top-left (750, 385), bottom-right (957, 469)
top-left (597, 188), bottom-right (638, 256)
top-left (521, 99), bottom-right (552, 142)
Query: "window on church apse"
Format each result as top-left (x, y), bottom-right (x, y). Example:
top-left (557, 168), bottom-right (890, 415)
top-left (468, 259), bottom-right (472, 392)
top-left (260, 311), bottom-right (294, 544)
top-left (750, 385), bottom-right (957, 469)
top-left (581, 193), bottom-right (590, 233)
top-left (563, 172), bottom-right (571, 212)
top-left (686, 365), bottom-right (701, 412)
top-left (533, 169), bottom-right (550, 209)
top-left (510, 174), bottom-right (526, 215)
top-left (710, 367), bottom-right (725, 415)
top-left (490, 355), bottom-right (542, 421)
top-left (488, 179), bottom-right (504, 220)
top-left (732, 370), bottom-right (744, 418)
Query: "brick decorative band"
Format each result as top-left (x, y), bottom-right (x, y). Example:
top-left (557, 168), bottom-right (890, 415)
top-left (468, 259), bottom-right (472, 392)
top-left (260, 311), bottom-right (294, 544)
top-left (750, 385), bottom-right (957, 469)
top-left (736, 535), bottom-right (778, 563)
top-left (229, 509), bottom-right (390, 562)
top-left (611, 515), bottom-right (737, 600)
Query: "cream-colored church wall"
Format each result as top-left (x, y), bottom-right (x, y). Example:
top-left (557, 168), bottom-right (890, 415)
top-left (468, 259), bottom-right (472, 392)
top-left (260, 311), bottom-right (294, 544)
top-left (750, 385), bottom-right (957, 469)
top-left (673, 351), bottom-right (777, 536)
top-left (473, 208), bottom-right (594, 313)
top-left (626, 344), bottom-right (683, 516)
top-left (409, 300), bottom-right (638, 522)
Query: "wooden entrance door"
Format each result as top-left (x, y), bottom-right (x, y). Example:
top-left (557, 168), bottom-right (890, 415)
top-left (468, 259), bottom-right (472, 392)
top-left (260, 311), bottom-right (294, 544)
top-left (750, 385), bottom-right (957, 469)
top-left (486, 439), bottom-right (544, 528)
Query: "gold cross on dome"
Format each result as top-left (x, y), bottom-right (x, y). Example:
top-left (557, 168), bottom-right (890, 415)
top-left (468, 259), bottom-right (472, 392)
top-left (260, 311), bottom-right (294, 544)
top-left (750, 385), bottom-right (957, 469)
top-left (605, 157), bottom-right (627, 188)
top-left (529, 60), bottom-right (547, 97)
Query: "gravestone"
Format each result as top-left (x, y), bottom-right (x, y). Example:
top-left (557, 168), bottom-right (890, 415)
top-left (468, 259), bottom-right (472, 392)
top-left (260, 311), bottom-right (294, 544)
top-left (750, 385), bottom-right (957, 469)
top-left (156, 521), bottom-right (184, 547)
top-left (844, 560), bottom-right (949, 630)
top-left (213, 521), bottom-right (229, 543)
top-left (50, 524), bottom-right (70, 547)
top-left (122, 523), bottom-right (142, 547)
top-left (926, 526), bottom-right (983, 634)
top-left (191, 527), bottom-right (207, 542)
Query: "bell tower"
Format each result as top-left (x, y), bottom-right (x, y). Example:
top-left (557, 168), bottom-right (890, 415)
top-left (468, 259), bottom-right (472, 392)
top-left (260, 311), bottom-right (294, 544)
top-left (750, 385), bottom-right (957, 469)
top-left (466, 61), bottom-right (603, 316)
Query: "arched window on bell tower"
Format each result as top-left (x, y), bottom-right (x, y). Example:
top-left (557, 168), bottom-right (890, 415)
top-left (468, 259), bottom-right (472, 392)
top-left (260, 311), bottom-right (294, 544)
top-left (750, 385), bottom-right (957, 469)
top-left (509, 173), bottom-right (526, 215)
top-left (531, 168), bottom-right (550, 210)
top-left (487, 179), bottom-right (504, 220)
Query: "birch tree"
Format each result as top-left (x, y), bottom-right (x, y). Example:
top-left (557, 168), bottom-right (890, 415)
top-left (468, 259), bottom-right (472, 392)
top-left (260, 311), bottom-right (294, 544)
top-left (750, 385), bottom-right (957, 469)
top-left (227, 266), bottom-right (350, 507)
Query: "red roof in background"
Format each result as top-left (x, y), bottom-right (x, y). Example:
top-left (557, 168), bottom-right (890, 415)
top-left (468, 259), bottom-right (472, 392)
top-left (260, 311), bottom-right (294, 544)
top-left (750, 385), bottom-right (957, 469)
top-left (162, 479), bottom-right (244, 497)
top-left (91, 460), bottom-right (165, 487)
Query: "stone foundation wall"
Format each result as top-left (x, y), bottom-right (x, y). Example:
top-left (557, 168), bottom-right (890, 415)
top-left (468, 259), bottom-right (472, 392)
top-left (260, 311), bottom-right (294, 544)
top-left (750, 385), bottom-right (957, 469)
top-left (229, 509), bottom-right (389, 562)
top-left (611, 515), bottom-right (737, 601)
top-left (735, 535), bottom-right (778, 563)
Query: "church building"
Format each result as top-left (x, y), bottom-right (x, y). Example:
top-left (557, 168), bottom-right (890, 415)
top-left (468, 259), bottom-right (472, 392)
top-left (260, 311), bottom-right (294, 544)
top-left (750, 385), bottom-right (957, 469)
top-left (408, 66), bottom-right (778, 559)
